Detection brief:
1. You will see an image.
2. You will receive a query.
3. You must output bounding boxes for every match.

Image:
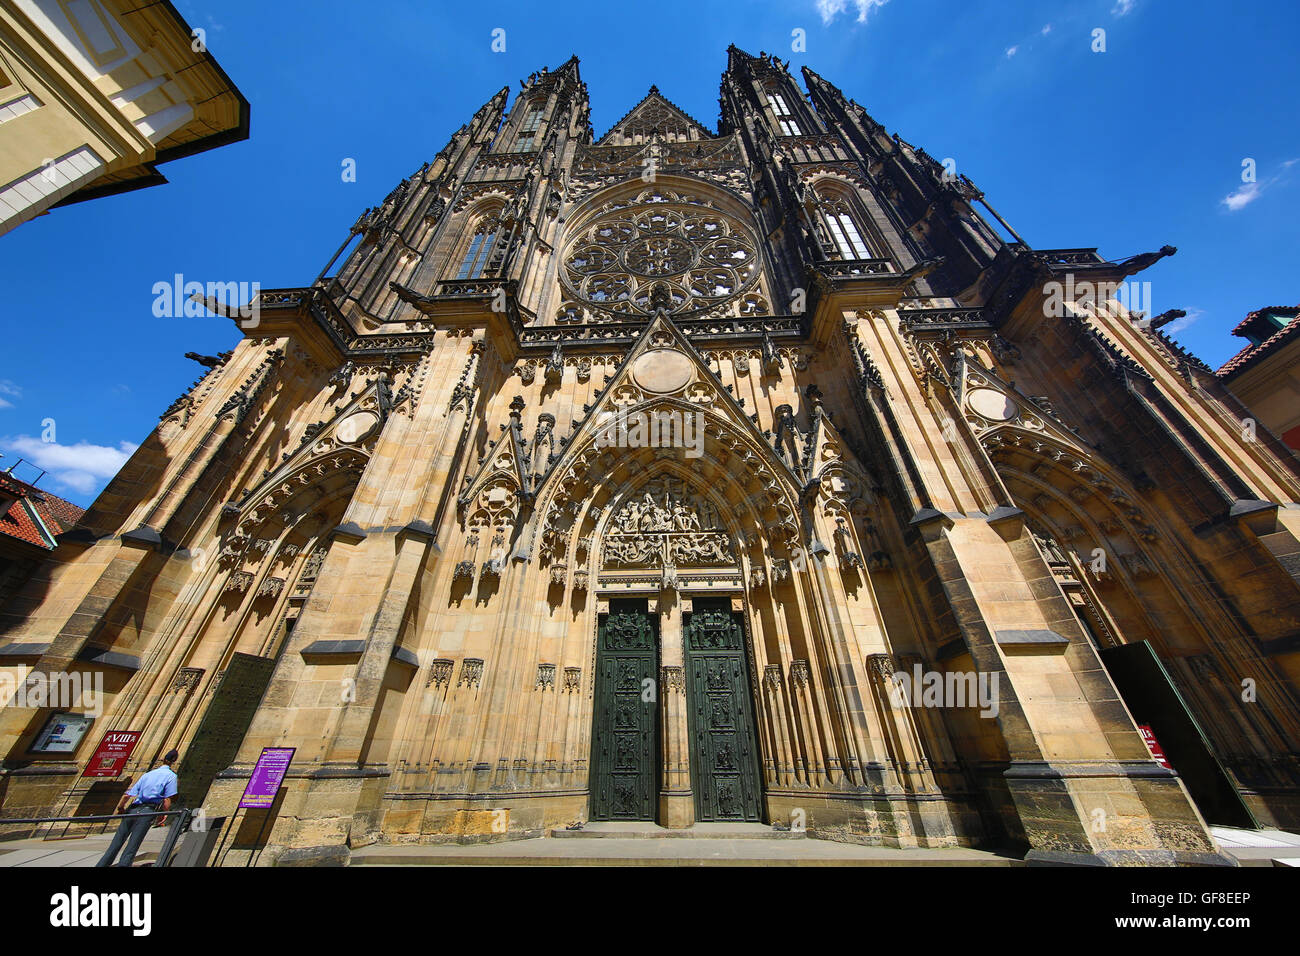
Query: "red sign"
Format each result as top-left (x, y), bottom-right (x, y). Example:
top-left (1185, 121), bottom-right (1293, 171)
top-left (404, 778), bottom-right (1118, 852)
top-left (81, 730), bottom-right (140, 778)
top-left (1138, 724), bottom-right (1172, 770)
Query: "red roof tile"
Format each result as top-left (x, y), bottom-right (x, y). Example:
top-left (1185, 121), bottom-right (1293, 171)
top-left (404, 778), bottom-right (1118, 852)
top-left (0, 499), bottom-right (52, 548)
top-left (0, 473), bottom-right (85, 551)
top-left (1218, 313), bottom-right (1300, 378)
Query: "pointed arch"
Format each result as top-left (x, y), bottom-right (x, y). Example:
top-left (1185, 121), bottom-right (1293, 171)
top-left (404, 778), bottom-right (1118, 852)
top-left (806, 176), bottom-right (887, 263)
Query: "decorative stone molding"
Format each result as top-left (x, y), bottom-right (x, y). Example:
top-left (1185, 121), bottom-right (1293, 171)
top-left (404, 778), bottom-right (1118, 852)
top-left (257, 576), bottom-right (286, 599)
top-left (763, 664), bottom-right (782, 692)
top-left (171, 667), bottom-right (204, 693)
top-left (662, 665), bottom-right (685, 694)
top-left (427, 658), bottom-right (454, 688)
top-left (536, 663), bottom-right (557, 690)
top-left (224, 570), bottom-right (254, 594)
top-left (458, 658), bottom-right (484, 688)
top-left (563, 667), bottom-right (582, 693)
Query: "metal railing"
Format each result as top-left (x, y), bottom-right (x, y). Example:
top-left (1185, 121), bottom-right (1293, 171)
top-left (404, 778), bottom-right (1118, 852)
top-left (0, 808), bottom-right (201, 867)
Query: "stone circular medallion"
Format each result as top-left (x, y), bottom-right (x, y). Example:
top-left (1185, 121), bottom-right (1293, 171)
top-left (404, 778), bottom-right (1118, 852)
top-left (967, 388), bottom-right (1017, 422)
top-left (632, 348), bottom-right (694, 394)
top-left (336, 410), bottom-right (380, 444)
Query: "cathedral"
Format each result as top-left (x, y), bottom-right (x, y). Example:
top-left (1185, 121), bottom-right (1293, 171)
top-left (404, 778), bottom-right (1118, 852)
top-left (2, 48), bottom-right (1299, 867)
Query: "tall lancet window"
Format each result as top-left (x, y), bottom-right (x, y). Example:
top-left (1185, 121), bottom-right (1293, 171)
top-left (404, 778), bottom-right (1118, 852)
top-left (825, 211), bottom-right (871, 259)
top-left (457, 222), bottom-right (498, 279)
top-left (768, 91), bottom-right (801, 136)
top-left (813, 186), bottom-right (879, 261)
top-left (516, 104), bottom-right (544, 152)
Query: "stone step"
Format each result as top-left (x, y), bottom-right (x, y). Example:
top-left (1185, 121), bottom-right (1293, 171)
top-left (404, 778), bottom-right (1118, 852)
top-left (351, 837), bottom-right (1021, 867)
top-left (549, 822), bottom-right (806, 839)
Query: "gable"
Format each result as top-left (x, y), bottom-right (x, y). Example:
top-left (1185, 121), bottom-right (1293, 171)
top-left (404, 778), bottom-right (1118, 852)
top-left (597, 88), bottom-right (714, 145)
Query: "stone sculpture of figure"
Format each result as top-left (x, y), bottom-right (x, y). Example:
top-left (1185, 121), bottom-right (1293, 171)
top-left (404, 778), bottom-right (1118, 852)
top-left (640, 495), bottom-right (659, 532)
top-left (618, 501), bottom-right (638, 533)
top-left (677, 504), bottom-right (701, 531)
top-left (328, 360), bottom-right (356, 390)
top-left (1031, 527), bottom-right (1068, 564)
top-left (375, 372), bottom-right (395, 420)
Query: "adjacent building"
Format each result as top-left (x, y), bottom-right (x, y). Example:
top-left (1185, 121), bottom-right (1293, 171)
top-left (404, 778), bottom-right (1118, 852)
top-left (2, 50), bottom-right (1299, 866)
top-left (0, 467), bottom-right (83, 609)
top-left (0, 0), bottom-right (248, 236)
top-left (1218, 305), bottom-right (1300, 451)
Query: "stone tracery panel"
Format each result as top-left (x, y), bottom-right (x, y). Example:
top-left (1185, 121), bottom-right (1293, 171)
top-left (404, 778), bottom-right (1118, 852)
top-left (561, 187), bottom-right (766, 318)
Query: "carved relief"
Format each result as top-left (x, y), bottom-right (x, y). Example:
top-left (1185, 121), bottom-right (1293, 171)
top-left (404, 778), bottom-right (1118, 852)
top-left (601, 478), bottom-right (733, 570)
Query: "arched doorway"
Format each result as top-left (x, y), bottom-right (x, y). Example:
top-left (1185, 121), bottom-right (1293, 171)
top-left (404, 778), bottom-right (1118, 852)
top-left (587, 476), bottom-right (764, 824)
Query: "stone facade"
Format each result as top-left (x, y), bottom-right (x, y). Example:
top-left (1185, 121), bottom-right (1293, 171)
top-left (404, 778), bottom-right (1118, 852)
top-left (2, 48), bottom-right (1300, 866)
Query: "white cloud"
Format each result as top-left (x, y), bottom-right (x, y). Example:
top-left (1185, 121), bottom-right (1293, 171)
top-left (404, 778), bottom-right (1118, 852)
top-left (1221, 182), bottom-right (1262, 211)
top-left (1113, 0), bottom-right (1136, 15)
top-left (1005, 45), bottom-right (1019, 58)
top-left (1220, 160), bottom-right (1297, 212)
top-left (1041, 24), bottom-right (1052, 35)
top-left (816, 0), bottom-right (889, 25)
top-left (0, 380), bottom-right (19, 410)
top-left (0, 434), bottom-right (137, 496)
top-left (1164, 307), bottom-right (1203, 336)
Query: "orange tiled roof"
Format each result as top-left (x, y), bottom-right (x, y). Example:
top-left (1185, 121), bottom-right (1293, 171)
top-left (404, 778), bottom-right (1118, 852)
top-left (1217, 306), bottom-right (1300, 378)
top-left (0, 472), bottom-right (84, 551)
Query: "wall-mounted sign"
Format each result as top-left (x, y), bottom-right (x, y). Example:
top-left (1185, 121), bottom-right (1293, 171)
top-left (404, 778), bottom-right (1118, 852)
top-left (239, 747), bottom-right (295, 809)
top-left (30, 712), bottom-right (94, 754)
top-left (81, 730), bottom-right (141, 777)
top-left (1138, 724), bottom-right (1173, 770)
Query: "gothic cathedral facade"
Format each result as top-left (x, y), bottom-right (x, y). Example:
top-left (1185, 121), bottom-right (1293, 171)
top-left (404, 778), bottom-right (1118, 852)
top-left (3, 49), bottom-right (1300, 866)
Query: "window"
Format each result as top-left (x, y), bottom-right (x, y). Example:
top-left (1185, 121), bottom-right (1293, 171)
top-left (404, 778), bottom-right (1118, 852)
top-left (768, 92), bottom-right (800, 135)
top-left (457, 227), bottom-right (497, 279)
top-left (825, 212), bottom-right (872, 259)
top-left (515, 104), bottom-right (544, 151)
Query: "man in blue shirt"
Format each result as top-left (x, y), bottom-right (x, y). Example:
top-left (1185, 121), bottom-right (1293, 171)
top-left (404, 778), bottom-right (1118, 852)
top-left (95, 748), bottom-right (180, 867)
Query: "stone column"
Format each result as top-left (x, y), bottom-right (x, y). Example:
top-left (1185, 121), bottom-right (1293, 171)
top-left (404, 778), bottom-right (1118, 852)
top-left (657, 591), bottom-right (693, 827)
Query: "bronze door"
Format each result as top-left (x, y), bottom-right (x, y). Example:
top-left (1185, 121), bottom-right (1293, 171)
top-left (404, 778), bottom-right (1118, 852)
top-left (590, 598), bottom-right (659, 820)
top-left (684, 598), bottom-right (763, 821)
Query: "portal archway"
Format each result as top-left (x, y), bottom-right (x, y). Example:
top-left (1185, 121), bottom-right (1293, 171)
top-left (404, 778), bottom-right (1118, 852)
top-left (585, 466), bottom-right (765, 824)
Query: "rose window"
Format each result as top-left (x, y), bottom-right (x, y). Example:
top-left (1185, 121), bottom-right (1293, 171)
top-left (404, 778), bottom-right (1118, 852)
top-left (561, 189), bottom-right (767, 317)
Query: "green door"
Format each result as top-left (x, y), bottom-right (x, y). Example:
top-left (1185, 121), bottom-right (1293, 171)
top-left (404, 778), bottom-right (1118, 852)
top-left (176, 652), bottom-right (276, 810)
top-left (590, 599), bottom-right (659, 821)
top-left (685, 598), bottom-right (764, 822)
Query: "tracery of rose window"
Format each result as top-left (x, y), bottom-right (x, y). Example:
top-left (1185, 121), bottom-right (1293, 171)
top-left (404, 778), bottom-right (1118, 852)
top-left (561, 189), bottom-right (766, 318)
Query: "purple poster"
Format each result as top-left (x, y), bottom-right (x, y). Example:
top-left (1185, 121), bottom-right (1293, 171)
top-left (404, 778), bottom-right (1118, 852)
top-left (239, 746), bottom-right (295, 809)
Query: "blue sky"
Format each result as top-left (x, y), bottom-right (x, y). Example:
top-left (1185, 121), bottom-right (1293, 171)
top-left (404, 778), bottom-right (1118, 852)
top-left (1, 0), bottom-right (1296, 505)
